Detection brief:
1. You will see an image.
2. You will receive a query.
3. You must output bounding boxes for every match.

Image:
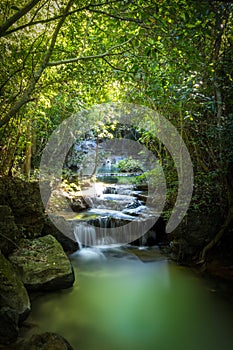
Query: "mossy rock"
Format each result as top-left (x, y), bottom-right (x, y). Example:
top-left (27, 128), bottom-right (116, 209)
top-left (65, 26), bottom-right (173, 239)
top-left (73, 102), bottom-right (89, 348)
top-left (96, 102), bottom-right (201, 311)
top-left (9, 235), bottom-right (75, 291)
top-left (0, 252), bottom-right (30, 344)
top-left (0, 251), bottom-right (30, 319)
top-left (0, 177), bottom-right (45, 238)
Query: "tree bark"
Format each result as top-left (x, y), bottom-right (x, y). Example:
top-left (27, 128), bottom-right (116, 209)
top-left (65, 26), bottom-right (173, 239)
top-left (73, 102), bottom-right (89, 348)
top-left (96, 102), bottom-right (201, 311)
top-left (47, 37), bottom-right (134, 67)
top-left (0, 0), bottom-right (42, 37)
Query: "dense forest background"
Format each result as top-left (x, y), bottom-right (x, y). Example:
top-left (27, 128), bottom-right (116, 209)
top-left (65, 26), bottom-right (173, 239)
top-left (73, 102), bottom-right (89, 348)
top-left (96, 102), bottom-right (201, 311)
top-left (0, 0), bottom-right (233, 261)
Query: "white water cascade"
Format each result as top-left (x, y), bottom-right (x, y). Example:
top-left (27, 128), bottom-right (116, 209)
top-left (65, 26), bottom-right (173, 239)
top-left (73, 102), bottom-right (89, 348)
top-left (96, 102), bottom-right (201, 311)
top-left (73, 223), bottom-right (106, 261)
top-left (74, 223), bottom-right (96, 249)
top-left (74, 221), bottom-right (117, 250)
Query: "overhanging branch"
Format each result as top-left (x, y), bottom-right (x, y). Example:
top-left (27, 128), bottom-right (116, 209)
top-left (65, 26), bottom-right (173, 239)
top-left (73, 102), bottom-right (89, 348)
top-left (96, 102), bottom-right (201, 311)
top-left (3, 0), bottom-right (129, 36)
top-left (0, 0), bottom-right (75, 128)
top-left (89, 9), bottom-right (150, 29)
top-left (47, 36), bottom-right (134, 67)
top-left (102, 57), bottom-right (128, 72)
top-left (0, 0), bottom-right (42, 37)
top-left (4, 5), bottom-right (91, 36)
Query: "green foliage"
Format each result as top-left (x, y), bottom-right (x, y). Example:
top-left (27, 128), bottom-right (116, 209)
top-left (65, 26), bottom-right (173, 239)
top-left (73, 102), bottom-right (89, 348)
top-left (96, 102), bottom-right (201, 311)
top-left (135, 167), bottom-right (160, 186)
top-left (118, 157), bottom-right (143, 173)
top-left (0, 0), bottom-right (232, 227)
top-left (136, 162), bottom-right (178, 219)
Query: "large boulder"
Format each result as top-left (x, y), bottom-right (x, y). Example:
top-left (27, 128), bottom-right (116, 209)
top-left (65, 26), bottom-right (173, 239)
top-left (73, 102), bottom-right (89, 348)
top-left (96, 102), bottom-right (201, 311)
top-left (0, 252), bottom-right (30, 344)
top-left (21, 332), bottom-right (74, 350)
top-left (0, 205), bottom-right (19, 255)
top-left (8, 235), bottom-right (75, 292)
top-left (0, 177), bottom-right (45, 238)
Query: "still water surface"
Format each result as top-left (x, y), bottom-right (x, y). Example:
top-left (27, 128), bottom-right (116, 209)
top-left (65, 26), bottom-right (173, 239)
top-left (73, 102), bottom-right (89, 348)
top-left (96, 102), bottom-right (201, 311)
top-left (27, 247), bottom-right (233, 350)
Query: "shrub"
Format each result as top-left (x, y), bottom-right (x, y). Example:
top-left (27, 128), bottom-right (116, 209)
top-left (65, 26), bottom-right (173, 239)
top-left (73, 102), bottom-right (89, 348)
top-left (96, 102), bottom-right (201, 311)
top-left (118, 157), bottom-right (143, 173)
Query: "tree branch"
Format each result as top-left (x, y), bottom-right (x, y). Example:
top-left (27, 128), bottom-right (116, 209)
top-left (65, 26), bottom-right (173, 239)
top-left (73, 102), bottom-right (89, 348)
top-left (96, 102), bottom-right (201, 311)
top-left (4, 5), bottom-right (89, 36)
top-left (102, 57), bottom-right (128, 72)
top-left (89, 9), bottom-right (144, 25)
top-left (3, 0), bottom-right (127, 36)
top-left (47, 36), bottom-right (134, 67)
top-left (0, 0), bottom-right (75, 128)
top-left (0, 0), bottom-right (42, 37)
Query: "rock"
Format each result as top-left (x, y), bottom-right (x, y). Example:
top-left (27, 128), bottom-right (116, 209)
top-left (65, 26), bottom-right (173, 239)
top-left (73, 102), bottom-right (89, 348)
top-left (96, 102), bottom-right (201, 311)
top-left (46, 188), bottom-right (70, 212)
top-left (47, 187), bottom-right (89, 213)
top-left (0, 177), bottom-right (45, 238)
top-left (70, 196), bottom-right (89, 212)
top-left (21, 332), bottom-right (73, 350)
top-left (134, 184), bottom-right (148, 191)
top-left (0, 307), bottom-right (19, 344)
top-left (122, 205), bottom-right (146, 217)
top-left (9, 235), bottom-right (75, 292)
top-left (42, 216), bottom-right (78, 253)
top-left (0, 252), bottom-right (31, 322)
top-left (0, 252), bottom-right (30, 344)
top-left (0, 205), bottom-right (19, 255)
top-left (144, 230), bottom-right (157, 246)
top-left (103, 186), bottom-right (117, 194)
top-left (131, 191), bottom-right (148, 204)
top-left (125, 199), bottom-right (142, 209)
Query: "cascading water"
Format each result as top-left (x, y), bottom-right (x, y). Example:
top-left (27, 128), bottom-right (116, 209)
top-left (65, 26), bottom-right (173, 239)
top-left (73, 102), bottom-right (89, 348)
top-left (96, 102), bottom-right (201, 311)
top-left (73, 222), bottom-right (106, 261)
top-left (94, 216), bottom-right (117, 246)
top-left (74, 216), bottom-right (119, 250)
top-left (73, 177), bottom-right (161, 254)
top-left (74, 223), bottom-right (97, 249)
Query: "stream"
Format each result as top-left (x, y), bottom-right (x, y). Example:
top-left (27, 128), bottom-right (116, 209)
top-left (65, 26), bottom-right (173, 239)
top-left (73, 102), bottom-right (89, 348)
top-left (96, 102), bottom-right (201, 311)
top-left (66, 175), bottom-right (161, 248)
top-left (25, 247), bottom-right (233, 350)
top-left (25, 176), bottom-right (233, 350)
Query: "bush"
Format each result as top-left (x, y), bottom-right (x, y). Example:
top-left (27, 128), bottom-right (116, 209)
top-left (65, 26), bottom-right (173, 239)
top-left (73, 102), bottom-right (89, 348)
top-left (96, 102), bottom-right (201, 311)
top-left (118, 157), bottom-right (143, 173)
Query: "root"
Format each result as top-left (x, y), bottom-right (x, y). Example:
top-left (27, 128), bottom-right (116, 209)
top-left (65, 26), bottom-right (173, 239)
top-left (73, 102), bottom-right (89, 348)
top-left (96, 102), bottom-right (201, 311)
top-left (198, 207), bottom-right (233, 264)
top-left (0, 232), bottom-right (19, 250)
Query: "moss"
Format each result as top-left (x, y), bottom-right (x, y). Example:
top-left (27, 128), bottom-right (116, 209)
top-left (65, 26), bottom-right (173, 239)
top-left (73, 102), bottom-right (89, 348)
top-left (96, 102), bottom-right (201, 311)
top-left (0, 252), bottom-right (30, 318)
top-left (9, 235), bottom-right (74, 291)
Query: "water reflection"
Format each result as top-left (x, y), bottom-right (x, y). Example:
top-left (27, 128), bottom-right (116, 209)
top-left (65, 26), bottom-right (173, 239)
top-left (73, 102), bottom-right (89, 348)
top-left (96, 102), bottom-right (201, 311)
top-left (28, 248), bottom-right (233, 350)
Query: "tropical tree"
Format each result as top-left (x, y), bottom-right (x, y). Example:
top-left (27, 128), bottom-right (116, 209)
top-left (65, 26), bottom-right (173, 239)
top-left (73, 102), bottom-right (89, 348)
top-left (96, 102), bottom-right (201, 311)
top-left (0, 0), bottom-right (154, 175)
top-left (1, 0), bottom-right (233, 261)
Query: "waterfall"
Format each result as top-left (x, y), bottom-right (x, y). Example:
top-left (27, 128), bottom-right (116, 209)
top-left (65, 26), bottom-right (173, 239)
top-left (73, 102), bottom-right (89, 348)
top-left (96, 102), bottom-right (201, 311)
top-left (74, 223), bottom-right (96, 249)
top-left (73, 176), bottom-right (163, 250)
top-left (74, 218), bottom-right (117, 249)
top-left (106, 159), bottom-right (112, 169)
top-left (95, 216), bottom-right (116, 246)
top-left (74, 215), bottom-right (159, 250)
